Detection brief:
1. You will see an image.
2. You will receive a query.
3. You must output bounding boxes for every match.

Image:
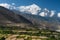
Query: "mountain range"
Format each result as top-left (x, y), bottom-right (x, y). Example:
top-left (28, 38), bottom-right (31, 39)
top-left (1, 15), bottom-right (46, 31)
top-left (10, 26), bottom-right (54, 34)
top-left (0, 6), bottom-right (60, 32)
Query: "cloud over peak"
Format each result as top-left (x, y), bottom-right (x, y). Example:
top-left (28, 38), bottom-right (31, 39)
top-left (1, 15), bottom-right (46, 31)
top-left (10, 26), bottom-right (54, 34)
top-left (18, 4), bottom-right (41, 15)
top-left (39, 8), bottom-right (49, 17)
top-left (0, 3), bottom-right (60, 17)
top-left (50, 10), bottom-right (55, 17)
top-left (58, 13), bottom-right (60, 17)
top-left (0, 3), bottom-right (16, 9)
top-left (0, 3), bottom-right (10, 9)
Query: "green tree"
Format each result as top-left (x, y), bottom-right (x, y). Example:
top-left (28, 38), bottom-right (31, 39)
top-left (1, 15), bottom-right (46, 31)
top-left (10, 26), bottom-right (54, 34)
top-left (0, 37), bottom-right (5, 40)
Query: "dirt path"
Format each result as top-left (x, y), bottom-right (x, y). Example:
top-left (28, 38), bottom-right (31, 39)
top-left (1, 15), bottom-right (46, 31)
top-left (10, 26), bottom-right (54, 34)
top-left (6, 35), bottom-right (19, 40)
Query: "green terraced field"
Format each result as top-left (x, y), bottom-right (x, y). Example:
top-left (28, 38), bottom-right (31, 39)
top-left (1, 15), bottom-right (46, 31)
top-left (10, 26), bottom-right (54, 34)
top-left (0, 26), bottom-right (60, 40)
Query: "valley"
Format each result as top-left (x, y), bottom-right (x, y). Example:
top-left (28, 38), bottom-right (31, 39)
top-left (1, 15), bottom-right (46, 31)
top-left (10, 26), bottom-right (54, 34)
top-left (0, 26), bottom-right (60, 40)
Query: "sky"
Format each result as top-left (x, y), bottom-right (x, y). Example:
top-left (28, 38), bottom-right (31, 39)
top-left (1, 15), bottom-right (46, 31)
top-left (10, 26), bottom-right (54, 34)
top-left (0, 0), bottom-right (60, 11)
top-left (0, 0), bottom-right (60, 17)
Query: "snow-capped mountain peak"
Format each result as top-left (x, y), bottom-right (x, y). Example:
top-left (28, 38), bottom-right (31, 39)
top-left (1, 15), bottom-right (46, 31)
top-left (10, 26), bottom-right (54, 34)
top-left (18, 4), bottom-right (41, 15)
top-left (0, 3), bottom-right (60, 17)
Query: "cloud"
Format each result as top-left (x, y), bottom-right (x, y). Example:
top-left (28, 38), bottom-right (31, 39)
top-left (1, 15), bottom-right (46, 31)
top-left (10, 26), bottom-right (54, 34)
top-left (39, 8), bottom-right (49, 17)
top-left (0, 3), bottom-right (11, 9)
top-left (50, 10), bottom-right (55, 17)
top-left (43, 8), bottom-right (49, 12)
top-left (0, 3), bottom-right (57, 17)
top-left (58, 13), bottom-right (60, 17)
top-left (18, 4), bottom-right (41, 15)
top-left (39, 12), bottom-right (45, 17)
top-left (43, 8), bottom-right (49, 16)
top-left (0, 3), bottom-right (16, 9)
top-left (39, 9), bottom-right (55, 17)
top-left (0, 3), bottom-right (51, 17)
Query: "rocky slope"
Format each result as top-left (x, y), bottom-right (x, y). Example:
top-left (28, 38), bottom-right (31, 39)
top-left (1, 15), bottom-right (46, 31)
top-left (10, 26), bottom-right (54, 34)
top-left (13, 10), bottom-right (60, 31)
top-left (0, 6), bottom-right (33, 27)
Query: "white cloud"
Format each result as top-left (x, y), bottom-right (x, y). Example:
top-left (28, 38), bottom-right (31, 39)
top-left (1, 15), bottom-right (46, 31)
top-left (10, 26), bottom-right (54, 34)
top-left (43, 8), bottom-right (49, 12)
top-left (39, 9), bottom-right (55, 17)
top-left (39, 12), bottom-right (45, 17)
top-left (0, 3), bottom-right (57, 17)
top-left (58, 13), bottom-right (60, 17)
top-left (0, 3), bottom-right (41, 15)
top-left (0, 3), bottom-right (16, 9)
top-left (50, 10), bottom-right (55, 17)
top-left (18, 4), bottom-right (41, 15)
top-left (39, 8), bottom-right (49, 17)
top-left (43, 8), bottom-right (49, 16)
top-left (0, 3), bottom-right (11, 9)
